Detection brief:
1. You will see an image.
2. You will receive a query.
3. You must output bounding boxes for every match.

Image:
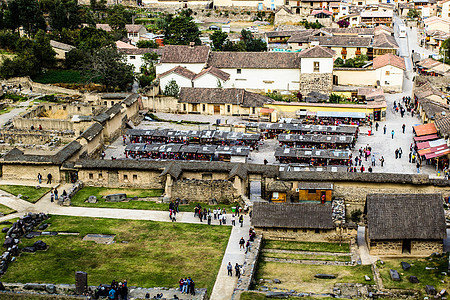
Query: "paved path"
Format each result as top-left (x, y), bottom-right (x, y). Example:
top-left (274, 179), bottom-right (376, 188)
top-left (357, 226), bottom-right (378, 265)
top-left (210, 217), bottom-right (250, 300)
top-left (0, 183), bottom-right (249, 300)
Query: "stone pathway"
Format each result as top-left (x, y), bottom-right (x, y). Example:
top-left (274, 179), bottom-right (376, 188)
top-left (357, 226), bottom-right (379, 265)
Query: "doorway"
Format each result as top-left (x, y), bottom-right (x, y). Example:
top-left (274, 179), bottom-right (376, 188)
top-left (333, 75), bottom-right (338, 85)
top-left (214, 105), bottom-right (220, 114)
top-left (402, 239), bottom-right (411, 254)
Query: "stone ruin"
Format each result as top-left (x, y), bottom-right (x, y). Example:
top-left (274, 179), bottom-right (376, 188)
top-left (0, 212), bottom-right (49, 275)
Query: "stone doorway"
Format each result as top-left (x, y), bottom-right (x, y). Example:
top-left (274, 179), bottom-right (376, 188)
top-left (249, 180), bottom-right (262, 201)
top-left (402, 239), bottom-right (411, 254)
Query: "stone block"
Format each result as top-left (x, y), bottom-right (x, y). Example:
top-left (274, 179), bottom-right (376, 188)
top-left (409, 276), bottom-right (419, 283)
top-left (401, 262), bottom-right (411, 271)
top-left (315, 274), bottom-right (336, 279)
top-left (425, 285), bottom-right (436, 295)
top-left (389, 269), bottom-right (400, 281)
top-left (24, 283), bottom-right (46, 291)
top-left (75, 271), bottom-right (88, 295)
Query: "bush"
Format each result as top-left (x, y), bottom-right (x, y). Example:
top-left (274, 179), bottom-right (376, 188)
top-left (163, 79), bottom-right (179, 98)
top-left (350, 209), bottom-right (362, 223)
top-left (136, 40), bottom-right (159, 48)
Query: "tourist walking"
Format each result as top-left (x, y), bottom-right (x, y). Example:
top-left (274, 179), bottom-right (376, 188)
top-left (380, 156), bottom-right (385, 167)
top-left (239, 237), bottom-right (245, 250)
top-left (50, 190), bottom-right (54, 202)
top-left (395, 149), bottom-right (399, 159)
top-left (239, 215), bottom-right (244, 227)
top-left (402, 124), bottom-right (406, 134)
top-left (398, 148), bottom-right (402, 159)
top-left (46, 173), bottom-right (52, 184)
top-left (416, 162), bottom-right (420, 173)
top-left (227, 262), bottom-right (233, 276)
top-left (375, 122), bottom-right (379, 131)
top-left (235, 263), bottom-right (241, 278)
top-left (371, 155), bottom-right (376, 166)
top-left (383, 125), bottom-right (387, 134)
top-left (391, 130), bottom-right (395, 139)
top-left (37, 173), bottom-right (42, 184)
top-left (231, 214), bottom-right (236, 226)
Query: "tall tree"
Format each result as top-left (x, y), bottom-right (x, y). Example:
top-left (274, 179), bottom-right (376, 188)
top-left (210, 31), bottom-right (228, 51)
top-left (33, 29), bottom-right (56, 68)
top-left (240, 29), bottom-right (266, 52)
top-left (5, 0), bottom-right (46, 35)
top-left (49, 0), bottom-right (82, 31)
top-left (107, 4), bottom-right (132, 38)
top-left (77, 27), bottom-right (114, 50)
top-left (163, 10), bottom-right (200, 45)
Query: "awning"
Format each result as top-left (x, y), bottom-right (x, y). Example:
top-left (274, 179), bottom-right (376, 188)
top-left (260, 108), bottom-right (274, 114)
top-left (316, 111), bottom-right (366, 119)
top-left (418, 144), bottom-right (450, 157)
top-left (413, 123), bottom-right (437, 136)
top-left (416, 138), bottom-right (447, 150)
top-left (414, 134), bottom-right (439, 141)
top-left (424, 147), bottom-right (450, 159)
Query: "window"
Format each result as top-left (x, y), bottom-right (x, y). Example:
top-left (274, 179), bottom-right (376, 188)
top-left (130, 56), bottom-right (136, 60)
top-left (315, 229), bottom-right (320, 233)
top-left (237, 69), bottom-right (241, 74)
top-left (385, 71), bottom-right (390, 75)
top-left (227, 105), bottom-right (231, 113)
top-left (252, 107), bottom-right (256, 114)
top-left (104, 101), bottom-right (107, 105)
top-left (63, 106), bottom-right (66, 110)
top-left (123, 174), bottom-right (128, 181)
top-left (99, 173), bottom-right (103, 179)
top-left (111, 101), bottom-right (114, 106)
top-left (302, 229), bottom-right (307, 233)
top-left (293, 229), bottom-right (298, 232)
top-left (272, 192), bottom-right (279, 199)
top-left (202, 104), bottom-right (206, 111)
top-left (308, 189), bottom-right (316, 194)
top-left (183, 104), bottom-right (187, 111)
top-left (89, 173), bottom-right (93, 180)
top-left (77, 107), bottom-right (81, 111)
top-left (133, 174), bottom-right (138, 181)
top-left (313, 61), bottom-right (320, 72)
top-left (285, 0), bottom-right (289, 4)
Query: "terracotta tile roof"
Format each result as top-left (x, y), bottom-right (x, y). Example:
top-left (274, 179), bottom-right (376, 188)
top-left (417, 58), bottom-right (442, 69)
top-left (309, 35), bottom-right (372, 47)
top-left (373, 53), bottom-right (406, 70)
top-left (208, 52), bottom-right (301, 69)
top-left (160, 45), bottom-right (210, 63)
top-left (274, 5), bottom-right (293, 14)
top-left (373, 32), bottom-right (399, 49)
top-left (193, 66), bottom-right (230, 81)
top-left (119, 48), bottom-right (161, 55)
top-left (96, 24), bottom-right (146, 33)
top-left (435, 114), bottom-right (450, 136)
top-left (298, 45), bottom-right (335, 58)
top-left (178, 87), bottom-right (272, 107)
top-left (159, 66), bottom-right (197, 80)
top-left (374, 25), bottom-right (394, 34)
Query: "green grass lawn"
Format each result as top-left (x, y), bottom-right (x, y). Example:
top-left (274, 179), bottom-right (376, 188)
top-left (377, 256), bottom-right (448, 292)
top-left (0, 203), bottom-right (16, 215)
top-left (0, 106), bottom-right (14, 115)
top-left (0, 294), bottom-right (79, 300)
top-left (70, 186), bottom-right (236, 212)
top-left (254, 261), bottom-right (374, 294)
top-left (33, 69), bottom-right (88, 84)
top-left (263, 240), bottom-right (350, 253)
top-left (0, 185), bottom-right (51, 203)
top-left (2, 215), bottom-right (231, 295)
top-left (261, 251), bottom-right (351, 262)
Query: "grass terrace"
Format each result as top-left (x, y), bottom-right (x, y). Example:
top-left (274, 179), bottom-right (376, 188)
top-left (70, 186), bottom-right (236, 212)
top-left (0, 203), bottom-right (16, 215)
top-left (0, 185), bottom-right (51, 203)
top-left (240, 292), bottom-right (337, 300)
top-left (1, 215), bottom-right (231, 296)
top-left (263, 240), bottom-right (350, 253)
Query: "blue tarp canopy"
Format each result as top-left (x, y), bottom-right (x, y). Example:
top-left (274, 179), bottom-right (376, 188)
top-left (315, 111), bottom-right (366, 119)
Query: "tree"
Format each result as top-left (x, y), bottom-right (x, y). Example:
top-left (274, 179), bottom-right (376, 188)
top-left (163, 79), bottom-right (179, 97)
top-left (136, 40), bottom-right (159, 48)
top-left (240, 29), bottom-right (266, 52)
top-left (210, 30), bottom-right (228, 51)
top-left (76, 27), bottom-right (114, 51)
top-left (162, 11), bottom-right (201, 45)
top-left (5, 0), bottom-right (46, 34)
top-left (80, 46), bottom-right (134, 91)
top-left (107, 5), bottom-right (131, 37)
top-left (337, 19), bottom-right (349, 28)
top-left (407, 8), bottom-right (420, 19)
top-left (33, 29), bottom-right (56, 68)
top-left (49, 0), bottom-right (82, 32)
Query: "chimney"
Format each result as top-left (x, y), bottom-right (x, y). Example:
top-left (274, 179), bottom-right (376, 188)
top-left (189, 42), bottom-right (195, 47)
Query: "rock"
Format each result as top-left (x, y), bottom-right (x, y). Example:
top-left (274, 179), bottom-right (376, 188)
top-left (0, 222), bottom-right (11, 225)
top-left (265, 291), bottom-right (289, 298)
top-left (401, 262), bottom-right (411, 271)
top-left (1, 227), bottom-right (9, 233)
top-left (364, 275), bottom-right (371, 281)
top-left (315, 274), bottom-right (336, 279)
top-left (17, 194), bottom-right (22, 199)
top-left (23, 233), bottom-right (35, 239)
top-left (46, 284), bottom-right (56, 294)
top-left (273, 278), bottom-right (281, 284)
top-left (87, 196), bottom-right (97, 204)
top-left (425, 285), bottom-right (436, 295)
top-left (389, 269), bottom-right (401, 281)
top-left (22, 246), bottom-right (36, 253)
top-left (24, 283), bottom-right (46, 291)
top-left (3, 237), bottom-right (13, 248)
top-left (33, 240), bottom-right (47, 250)
top-left (38, 223), bottom-right (48, 230)
top-left (409, 276), bottom-right (419, 283)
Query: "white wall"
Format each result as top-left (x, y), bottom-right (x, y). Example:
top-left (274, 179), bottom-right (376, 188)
top-left (160, 73), bottom-right (193, 91)
top-left (193, 73), bottom-right (230, 88)
top-left (125, 55), bottom-right (145, 73)
top-left (156, 63), bottom-right (207, 75)
top-left (300, 57), bottom-right (333, 74)
top-left (443, 2), bottom-right (450, 20)
top-left (376, 65), bottom-right (404, 91)
top-left (217, 68), bottom-right (301, 92)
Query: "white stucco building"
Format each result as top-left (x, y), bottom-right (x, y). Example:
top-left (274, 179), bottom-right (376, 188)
top-left (373, 53), bottom-right (406, 92)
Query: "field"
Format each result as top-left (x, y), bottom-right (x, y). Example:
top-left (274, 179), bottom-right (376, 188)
top-left (0, 185), bottom-right (51, 203)
top-left (1, 215), bottom-right (231, 295)
top-left (70, 186), bottom-right (235, 212)
top-left (263, 240), bottom-right (350, 253)
top-left (377, 256), bottom-right (448, 292)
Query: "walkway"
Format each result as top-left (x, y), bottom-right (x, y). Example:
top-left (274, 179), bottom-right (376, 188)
top-left (0, 184), bottom-right (250, 300)
top-left (357, 226), bottom-right (378, 265)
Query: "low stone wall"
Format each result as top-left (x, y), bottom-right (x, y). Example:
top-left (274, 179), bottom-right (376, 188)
top-left (0, 77), bottom-right (80, 96)
top-left (171, 179), bottom-right (240, 203)
top-left (299, 73), bottom-right (332, 96)
top-left (256, 227), bottom-right (356, 243)
top-left (368, 239), bottom-right (443, 256)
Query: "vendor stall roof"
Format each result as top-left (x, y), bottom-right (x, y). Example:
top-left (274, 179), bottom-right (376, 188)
top-left (413, 134), bottom-right (439, 142)
top-left (413, 123), bottom-right (437, 136)
top-left (315, 111), bottom-right (366, 119)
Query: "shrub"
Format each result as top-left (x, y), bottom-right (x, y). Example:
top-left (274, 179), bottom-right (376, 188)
top-left (350, 209), bottom-right (362, 223)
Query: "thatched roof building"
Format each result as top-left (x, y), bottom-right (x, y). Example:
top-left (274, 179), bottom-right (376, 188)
top-left (252, 202), bottom-right (334, 229)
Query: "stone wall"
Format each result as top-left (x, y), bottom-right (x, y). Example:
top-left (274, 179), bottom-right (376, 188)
top-left (171, 179), bottom-right (240, 203)
top-left (299, 73), bottom-right (332, 95)
top-left (256, 227), bottom-right (356, 243)
top-left (2, 164), bottom-right (61, 183)
top-left (78, 169), bottom-right (165, 189)
top-left (142, 96), bottom-right (180, 113)
top-left (368, 239), bottom-right (443, 256)
top-left (0, 77), bottom-right (80, 96)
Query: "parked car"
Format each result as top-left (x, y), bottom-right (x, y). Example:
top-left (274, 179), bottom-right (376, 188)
top-left (209, 25), bottom-right (220, 30)
top-left (246, 26), bottom-right (259, 33)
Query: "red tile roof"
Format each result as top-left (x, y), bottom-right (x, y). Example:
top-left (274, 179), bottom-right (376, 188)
top-left (373, 53), bottom-right (406, 70)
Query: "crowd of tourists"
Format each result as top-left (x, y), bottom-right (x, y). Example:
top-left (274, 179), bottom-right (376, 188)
top-left (346, 145), bottom-right (384, 173)
top-left (94, 280), bottom-right (128, 300)
top-left (178, 277), bottom-right (196, 295)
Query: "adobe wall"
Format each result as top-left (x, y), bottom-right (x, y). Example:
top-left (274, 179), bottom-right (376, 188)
top-left (78, 169), bottom-right (165, 189)
top-left (0, 77), bottom-right (80, 95)
top-left (256, 227), bottom-right (356, 243)
top-left (171, 179), bottom-right (240, 203)
top-left (142, 96), bottom-right (180, 113)
top-left (299, 73), bottom-right (332, 95)
top-left (333, 181), bottom-right (450, 216)
top-left (2, 164), bottom-right (60, 183)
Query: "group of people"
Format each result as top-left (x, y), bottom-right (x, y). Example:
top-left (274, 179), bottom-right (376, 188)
top-left (95, 280), bottom-right (128, 300)
top-left (347, 145), bottom-right (384, 173)
top-left (37, 173), bottom-right (53, 184)
top-left (178, 277), bottom-right (196, 295)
